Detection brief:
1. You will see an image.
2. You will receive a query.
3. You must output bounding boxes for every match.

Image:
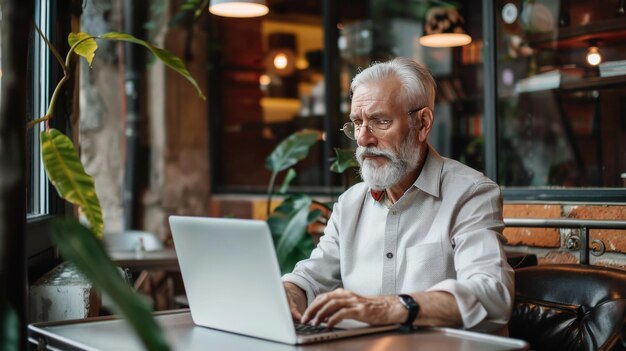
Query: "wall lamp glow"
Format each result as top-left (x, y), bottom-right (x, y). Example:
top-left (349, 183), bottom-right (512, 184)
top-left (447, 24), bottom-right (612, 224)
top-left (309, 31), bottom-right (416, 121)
top-left (209, 0), bottom-right (269, 18)
top-left (585, 45), bottom-right (602, 66)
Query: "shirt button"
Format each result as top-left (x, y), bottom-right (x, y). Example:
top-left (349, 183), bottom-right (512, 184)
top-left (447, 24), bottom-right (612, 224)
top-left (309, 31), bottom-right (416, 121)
top-left (392, 211), bottom-right (397, 215)
top-left (386, 252), bottom-right (393, 259)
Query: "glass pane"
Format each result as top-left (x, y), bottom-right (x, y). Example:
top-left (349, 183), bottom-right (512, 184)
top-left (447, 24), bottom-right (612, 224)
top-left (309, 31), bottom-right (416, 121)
top-left (27, 0), bottom-right (50, 216)
top-left (212, 4), bottom-right (327, 193)
top-left (212, 1), bottom-right (486, 193)
top-left (338, 1), bottom-right (484, 172)
top-left (495, 0), bottom-right (626, 188)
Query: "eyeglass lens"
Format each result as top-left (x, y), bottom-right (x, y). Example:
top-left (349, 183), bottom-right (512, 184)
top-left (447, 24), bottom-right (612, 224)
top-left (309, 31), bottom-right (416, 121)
top-left (342, 122), bottom-right (385, 140)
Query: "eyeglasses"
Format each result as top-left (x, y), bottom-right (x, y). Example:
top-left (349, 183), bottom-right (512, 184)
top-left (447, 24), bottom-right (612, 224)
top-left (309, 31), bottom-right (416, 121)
top-left (340, 107), bottom-right (425, 140)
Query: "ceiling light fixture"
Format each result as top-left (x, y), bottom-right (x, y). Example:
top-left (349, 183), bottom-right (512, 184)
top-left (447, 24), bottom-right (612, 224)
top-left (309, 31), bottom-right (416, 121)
top-left (419, 6), bottom-right (472, 48)
top-left (208, 0), bottom-right (269, 18)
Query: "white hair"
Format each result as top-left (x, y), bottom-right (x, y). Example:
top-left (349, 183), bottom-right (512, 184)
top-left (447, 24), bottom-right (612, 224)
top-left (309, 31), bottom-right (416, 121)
top-left (350, 57), bottom-right (437, 112)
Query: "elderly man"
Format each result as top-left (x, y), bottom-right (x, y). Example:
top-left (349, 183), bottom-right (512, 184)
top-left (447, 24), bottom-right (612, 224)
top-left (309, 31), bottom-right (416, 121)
top-left (282, 57), bottom-right (513, 334)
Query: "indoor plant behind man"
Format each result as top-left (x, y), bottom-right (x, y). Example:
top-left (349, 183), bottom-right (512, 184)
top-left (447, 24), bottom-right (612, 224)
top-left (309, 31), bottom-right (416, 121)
top-left (282, 57), bottom-right (514, 335)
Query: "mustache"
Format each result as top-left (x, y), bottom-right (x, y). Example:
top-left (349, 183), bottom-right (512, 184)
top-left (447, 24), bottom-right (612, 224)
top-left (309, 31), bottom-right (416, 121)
top-left (356, 146), bottom-right (398, 163)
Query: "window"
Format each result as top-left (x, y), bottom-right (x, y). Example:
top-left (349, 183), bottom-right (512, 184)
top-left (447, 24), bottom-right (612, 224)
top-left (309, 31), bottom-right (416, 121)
top-left (489, 0), bottom-right (626, 202)
top-left (210, 1), bottom-right (484, 194)
top-left (27, 0), bottom-right (71, 273)
top-left (210, 4), bottom-right (332, 194)
top-left (211, 0), bottom-right (626, 202)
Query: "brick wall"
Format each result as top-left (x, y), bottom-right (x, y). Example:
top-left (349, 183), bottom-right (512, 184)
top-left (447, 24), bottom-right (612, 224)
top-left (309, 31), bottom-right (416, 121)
top-left (504, 204), bottom-right (626, 269)
top-left (209, 197), bottom-right (626, 270)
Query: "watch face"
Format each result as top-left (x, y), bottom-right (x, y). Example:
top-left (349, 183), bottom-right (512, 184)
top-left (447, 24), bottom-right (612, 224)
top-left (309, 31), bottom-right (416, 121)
top-left (399, 294), bottom-right (418, 309)
top-left (398, 294), bottom-right (419, 326)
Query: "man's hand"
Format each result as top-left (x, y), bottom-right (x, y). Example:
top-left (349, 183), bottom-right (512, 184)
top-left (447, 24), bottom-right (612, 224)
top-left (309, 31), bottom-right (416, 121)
top-left (301, 288), bottom-right (406, 328)
top-left (284, 282), bottom-right (307, 321)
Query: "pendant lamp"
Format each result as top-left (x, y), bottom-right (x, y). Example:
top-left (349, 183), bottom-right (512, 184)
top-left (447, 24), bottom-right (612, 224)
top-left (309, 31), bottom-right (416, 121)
top-left (266, 33), bottom-right (297, 76)
top-left (209, 0), bottom-right (269, 18)
top-left (419, 6), bottom-right (472, 48)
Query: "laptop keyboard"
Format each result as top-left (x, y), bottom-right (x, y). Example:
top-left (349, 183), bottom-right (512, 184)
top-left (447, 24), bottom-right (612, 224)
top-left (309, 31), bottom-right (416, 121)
top-left (294, 322), bottom-right (341, 335)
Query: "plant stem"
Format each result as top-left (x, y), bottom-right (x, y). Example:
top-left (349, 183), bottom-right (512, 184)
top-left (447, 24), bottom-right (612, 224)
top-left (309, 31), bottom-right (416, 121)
top-left (195, 0), bottom-right (209, 17)
top-left (27, 26), bottom-right (72, 130)
top-left (26, 115), bottom-right (51, 129)
top-left (27, 34), bottom-right (101, 129)
top-left (34, 25), bottom-right (66, 74)
top-left (45, 74), bottom-right (70, 117)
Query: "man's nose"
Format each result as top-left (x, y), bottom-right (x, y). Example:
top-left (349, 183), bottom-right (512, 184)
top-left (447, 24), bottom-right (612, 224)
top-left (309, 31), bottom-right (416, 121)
top-left (356, 125), bottom-right (377, 147)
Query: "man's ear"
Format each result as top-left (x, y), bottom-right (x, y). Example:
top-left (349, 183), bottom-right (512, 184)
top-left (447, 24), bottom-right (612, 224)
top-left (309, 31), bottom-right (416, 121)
top-left (418, 107), bottom-right (434, 142)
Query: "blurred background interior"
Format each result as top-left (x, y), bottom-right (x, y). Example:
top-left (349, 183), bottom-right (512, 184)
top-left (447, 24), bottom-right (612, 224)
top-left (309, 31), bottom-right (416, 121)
top-left (19, 0), bottom-right (626, 321)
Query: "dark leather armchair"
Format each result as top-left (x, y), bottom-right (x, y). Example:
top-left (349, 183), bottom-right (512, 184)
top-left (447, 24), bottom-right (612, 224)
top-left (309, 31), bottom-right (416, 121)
top-left (509, 264), bottom-right (626, 351)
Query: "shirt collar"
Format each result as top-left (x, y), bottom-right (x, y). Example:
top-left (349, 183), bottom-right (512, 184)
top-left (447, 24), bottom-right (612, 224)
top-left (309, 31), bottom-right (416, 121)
top-left (368, 144), bottom-right (443, 203)
top-left (414, 144), bottom-right (443, 198)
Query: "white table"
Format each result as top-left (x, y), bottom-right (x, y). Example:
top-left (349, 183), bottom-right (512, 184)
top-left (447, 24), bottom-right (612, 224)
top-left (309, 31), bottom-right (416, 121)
top-left (29, 310), bottom-right (529, 351)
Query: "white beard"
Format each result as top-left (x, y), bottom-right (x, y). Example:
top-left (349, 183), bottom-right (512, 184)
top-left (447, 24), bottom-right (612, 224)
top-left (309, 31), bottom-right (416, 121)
top-left (356, 131), bottom-right (421, 190)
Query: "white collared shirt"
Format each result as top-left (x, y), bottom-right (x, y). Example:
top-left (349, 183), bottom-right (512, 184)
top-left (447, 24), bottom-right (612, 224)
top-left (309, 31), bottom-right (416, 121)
top-left (283, 145), bottom-right (514, 332)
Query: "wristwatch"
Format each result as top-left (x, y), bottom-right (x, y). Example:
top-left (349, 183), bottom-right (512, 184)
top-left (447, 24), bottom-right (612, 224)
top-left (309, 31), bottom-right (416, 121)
top-left (398, 294), bottom-right (419, 330)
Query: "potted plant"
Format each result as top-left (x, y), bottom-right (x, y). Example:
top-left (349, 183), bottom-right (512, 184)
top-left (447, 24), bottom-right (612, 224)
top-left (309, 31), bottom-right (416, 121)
top-left (22, 28), bottom-right (205, 351)
top-left (264, 130), bottom-right (358, 274)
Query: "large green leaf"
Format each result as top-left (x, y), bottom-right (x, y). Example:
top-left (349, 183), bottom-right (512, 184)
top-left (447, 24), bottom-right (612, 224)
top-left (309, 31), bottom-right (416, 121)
top-left (51, 219), bottom-right (169, 351)
top-left (265, 130), bottom-right (322, 173)
top-left (280, 234), bottom-right (314, 276)
top-left (307, 208), bottom-right (323, 224)
top-left (278, 168), bottom-right (297, 194)
top-left (68, 32), bottom-right (97, 67)
top-left (41, 129), bottom-right (103, 238)
top-left (97, 32), bottom-right (206, 100)
top-left (330, 147), bottom-right (358, 173)
top-left (267, 194), bottom-right (313, 274)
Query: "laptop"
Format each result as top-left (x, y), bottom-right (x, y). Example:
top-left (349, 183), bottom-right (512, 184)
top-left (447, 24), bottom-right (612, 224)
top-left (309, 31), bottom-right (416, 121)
top-left (169, 215), bottom-right (399, 344)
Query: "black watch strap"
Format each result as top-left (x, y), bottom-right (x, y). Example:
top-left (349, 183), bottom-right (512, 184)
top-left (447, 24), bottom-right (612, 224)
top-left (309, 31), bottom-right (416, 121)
top-left (398, 294), bottom-right (419, 330)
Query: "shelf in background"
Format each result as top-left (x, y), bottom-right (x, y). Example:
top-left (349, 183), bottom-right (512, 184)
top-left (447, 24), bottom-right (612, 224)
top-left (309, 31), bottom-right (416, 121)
top-left (503, 74), bottom-right (626, 95)
top-left (560, 74), bottom-right (626, 91)
top-left (527, 18), bottom-right (626, 49)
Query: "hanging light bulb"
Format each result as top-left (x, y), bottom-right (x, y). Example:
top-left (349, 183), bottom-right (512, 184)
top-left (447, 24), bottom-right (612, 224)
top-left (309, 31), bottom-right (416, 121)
top-left (209, 0), bottom-right (269, 18)
top-left (273, 52), bottom-right (289, 70)
top-left (585, 45), bottom-right (602, 66)
top-left (265, 33), bottom-right (297, 76)
top-left (259, 74), bottom-right (271, 86)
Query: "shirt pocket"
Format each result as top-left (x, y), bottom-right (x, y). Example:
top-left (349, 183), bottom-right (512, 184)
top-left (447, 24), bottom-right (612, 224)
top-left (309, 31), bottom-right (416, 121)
top-left (404, 243), bottom-right (448, 288)
top-left (405, 242), bottom-right (443, 264)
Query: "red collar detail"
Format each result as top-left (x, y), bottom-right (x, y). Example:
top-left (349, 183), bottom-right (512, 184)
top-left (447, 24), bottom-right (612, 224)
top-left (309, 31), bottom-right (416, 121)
top-left (370, 189), bottom-right (386, 203)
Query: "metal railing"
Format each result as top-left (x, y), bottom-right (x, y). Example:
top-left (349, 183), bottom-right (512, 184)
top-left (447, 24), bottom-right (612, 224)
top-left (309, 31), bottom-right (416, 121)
top-left (503, 218), bottom-right (626, 265)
